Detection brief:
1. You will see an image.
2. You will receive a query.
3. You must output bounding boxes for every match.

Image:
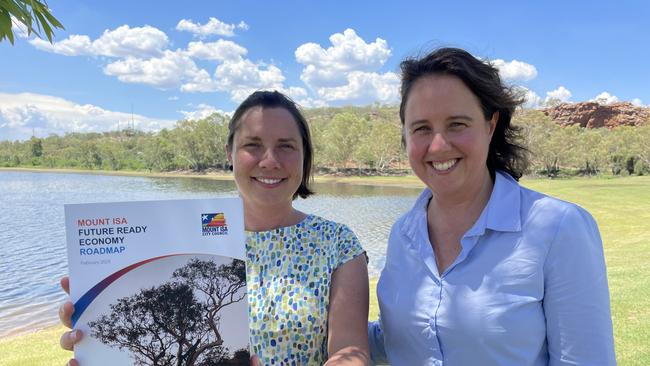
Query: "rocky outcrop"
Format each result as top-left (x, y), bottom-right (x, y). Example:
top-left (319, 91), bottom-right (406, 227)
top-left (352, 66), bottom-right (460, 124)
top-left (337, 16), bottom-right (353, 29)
top-left (542, 102), bottom-right (650, 128)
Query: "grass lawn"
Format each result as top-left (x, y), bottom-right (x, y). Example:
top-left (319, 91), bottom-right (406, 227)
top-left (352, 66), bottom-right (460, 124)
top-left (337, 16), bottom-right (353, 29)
top-left (0, 325), bottom-right (70, 366)
top-left (1, 174), bottom-right (648, 365)
top-left (521, 175), bottom-right (650, 365)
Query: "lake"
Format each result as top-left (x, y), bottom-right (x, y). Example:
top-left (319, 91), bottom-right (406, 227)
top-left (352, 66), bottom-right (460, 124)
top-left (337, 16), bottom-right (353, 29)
top-left (0, 170), bottom-right (421, 338)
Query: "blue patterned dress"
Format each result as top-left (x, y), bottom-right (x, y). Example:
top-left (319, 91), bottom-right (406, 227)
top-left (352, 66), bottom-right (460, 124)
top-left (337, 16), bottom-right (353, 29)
top-left (245, 214), bottom-right (365, 366)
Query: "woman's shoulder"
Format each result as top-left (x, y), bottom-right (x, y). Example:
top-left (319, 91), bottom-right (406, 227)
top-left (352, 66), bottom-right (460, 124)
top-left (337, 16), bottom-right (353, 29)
top-left (517, 184), bottom-right (598, 234)
top-left (302, 214), bottom-right (356, 236)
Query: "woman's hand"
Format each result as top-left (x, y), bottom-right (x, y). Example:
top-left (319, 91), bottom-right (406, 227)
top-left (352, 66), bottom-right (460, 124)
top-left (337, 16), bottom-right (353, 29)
top-left (59, 276), bottom-right (81, 366)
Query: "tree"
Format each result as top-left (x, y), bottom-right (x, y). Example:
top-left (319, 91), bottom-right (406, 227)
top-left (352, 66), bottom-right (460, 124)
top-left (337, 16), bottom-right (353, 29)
top-left (633, 123), bottom-right (650, 174)
top-left (606, 126), bottom-right (636, 175)
top-left (573, 128), bottom-right (607, 175)
top-left (89, 259), bottom-right (248, 366)
top-left (29, 136), bottom-right (43, 157)
top-left (173, 114), bottom-right (229, 171)
top-left (320, 112), bottom-right (368, 168)
top-left (0, 0), bottom-right (64, 44)
top-left (353, 120), bottom-right (402, 172)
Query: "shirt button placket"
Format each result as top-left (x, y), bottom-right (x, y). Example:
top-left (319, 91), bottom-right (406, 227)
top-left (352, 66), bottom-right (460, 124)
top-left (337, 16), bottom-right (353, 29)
top-left (431, 277), bottom-right (444, 362)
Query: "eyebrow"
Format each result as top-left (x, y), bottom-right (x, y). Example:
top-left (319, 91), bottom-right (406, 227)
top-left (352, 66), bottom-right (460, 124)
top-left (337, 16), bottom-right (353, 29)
top-left (278, 138), bottom-right (298, 143)
top-left (447, 115), bottom-right (473, 122)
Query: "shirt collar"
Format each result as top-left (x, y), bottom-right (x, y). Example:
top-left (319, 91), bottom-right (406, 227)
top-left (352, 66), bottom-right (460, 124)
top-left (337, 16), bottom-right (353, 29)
top-left (400, 170), bottom-right (522, 240)
top-left (466, 170), bottom-right (522, 236)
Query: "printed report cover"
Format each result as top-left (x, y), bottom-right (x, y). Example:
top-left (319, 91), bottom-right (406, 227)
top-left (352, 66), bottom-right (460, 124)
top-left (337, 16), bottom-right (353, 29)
top-left (64, 198), bottom-right (249, 366)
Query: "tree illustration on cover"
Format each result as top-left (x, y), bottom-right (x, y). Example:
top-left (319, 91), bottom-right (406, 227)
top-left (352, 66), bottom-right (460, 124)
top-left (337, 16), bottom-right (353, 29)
top-left (89, 259), bottom-right (249, 366)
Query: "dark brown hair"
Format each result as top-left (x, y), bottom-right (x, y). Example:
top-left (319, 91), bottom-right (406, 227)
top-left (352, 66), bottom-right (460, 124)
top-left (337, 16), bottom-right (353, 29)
top-left (399, 47), bottom-right (528, 180)
top-left (227, 90), bottom-right (314, 199)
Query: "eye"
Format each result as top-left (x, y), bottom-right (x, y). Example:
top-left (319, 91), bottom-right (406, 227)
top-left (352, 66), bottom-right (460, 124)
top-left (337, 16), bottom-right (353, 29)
top-left (242, 142), bottom-right (261, 149)
top-left (449, 121), bottom-right (467, 129)
top-left (279, 143), bottom-right (296, 150)
top-left (412, 125), bottom-right (430, 134)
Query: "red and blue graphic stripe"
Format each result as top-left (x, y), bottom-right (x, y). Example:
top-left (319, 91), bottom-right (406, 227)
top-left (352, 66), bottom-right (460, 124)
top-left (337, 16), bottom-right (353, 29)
top-left (72, 254), bottom-right (181, 326)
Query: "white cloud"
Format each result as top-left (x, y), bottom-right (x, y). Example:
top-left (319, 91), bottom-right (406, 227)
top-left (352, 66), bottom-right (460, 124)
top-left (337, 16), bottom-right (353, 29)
top-left (103, 50), bottom-right (209, 89)
top-left (295, 28), bottom-right (392, 87)
top-left (492, 59), bottom-right (538, 82)
top-left (590, 91), bottom-right (619, 105)
top-left (545, 86), bottom-right (572, 104)
top-left (179, 104), bottom-right (230, 120)
top-left (215, 59), bottom-right (285, 90)
top-left (168, 96), bottom-right (179, 101)
top-left (0, 92), bottom-right (175, 141)
top-left (30, 35), bottom-right (93, 56)
top-left (92, 25), bottom-right (169, 58)
top-left (515, 86), bottom-right (543, 108)
top-left (30, 25), bottom-right (169, 58)
top-left (316, 71), bottom-right (400, 104)
top-left (632, 98), bottom-right (644, 106)
top-left (186, 40), bottom-right (247, 61)
top-left (11, 16), bottom-right (30, 39)
top-left (293, 28), bottom-right (398, 105)
top-left (284, 87), bottom-right (308, 99)
top-left (176, 17), bottom-right (248, 38)
top-left (236, 21), bottom-right (249, 31)
top-left (182, 58), bottom-right (287, 102)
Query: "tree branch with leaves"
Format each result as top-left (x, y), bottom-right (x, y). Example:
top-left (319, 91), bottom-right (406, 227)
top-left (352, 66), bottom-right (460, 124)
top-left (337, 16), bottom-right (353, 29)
top-left (0, 0), bottom-right (64, 44)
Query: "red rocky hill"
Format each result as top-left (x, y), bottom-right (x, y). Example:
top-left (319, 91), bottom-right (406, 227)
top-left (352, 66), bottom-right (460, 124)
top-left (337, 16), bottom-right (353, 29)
top-left (542, 102), bottom-right (650, 128)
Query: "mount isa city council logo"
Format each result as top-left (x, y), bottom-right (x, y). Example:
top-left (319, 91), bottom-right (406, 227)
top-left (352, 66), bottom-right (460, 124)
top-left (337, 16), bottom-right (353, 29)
top-left (201, 213), bottom-right (228, 236)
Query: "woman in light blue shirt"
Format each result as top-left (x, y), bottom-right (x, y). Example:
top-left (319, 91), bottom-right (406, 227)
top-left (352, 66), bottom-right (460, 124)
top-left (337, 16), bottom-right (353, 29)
top-left (368, 48), bottom-right (616, 365)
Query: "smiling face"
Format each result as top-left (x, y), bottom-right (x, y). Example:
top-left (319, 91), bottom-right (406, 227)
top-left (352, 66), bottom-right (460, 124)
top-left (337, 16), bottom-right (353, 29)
top-left (403, 74), bottom-right (497, 200)
top-left (227, 107), bottom-right (304, 213)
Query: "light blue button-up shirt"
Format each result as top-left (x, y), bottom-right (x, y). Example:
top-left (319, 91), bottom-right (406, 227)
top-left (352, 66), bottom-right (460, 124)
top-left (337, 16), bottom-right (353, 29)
top-left (369, 171), bottom-right (616, 365)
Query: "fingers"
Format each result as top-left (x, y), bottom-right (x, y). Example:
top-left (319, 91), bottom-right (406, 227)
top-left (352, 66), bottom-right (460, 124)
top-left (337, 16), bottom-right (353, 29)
top-left (60, 329), bottom-right (82, 351)
top-left (59, 301), bottom-right (75, 329)
top-left (67, 359), bottom-right (80, 366)
top-left (60, 276), bottom-right (70, 295)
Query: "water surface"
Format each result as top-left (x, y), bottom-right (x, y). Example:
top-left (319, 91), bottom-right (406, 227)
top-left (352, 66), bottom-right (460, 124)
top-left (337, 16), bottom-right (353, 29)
top-left (0, 171), bottom-right (420, 337)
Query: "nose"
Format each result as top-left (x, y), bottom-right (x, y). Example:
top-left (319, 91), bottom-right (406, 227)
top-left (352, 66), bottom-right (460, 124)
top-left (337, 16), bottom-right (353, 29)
top-left (428, 132), bottom-right (451, 152)
top-left (259, 148), bottom-right (281, 169)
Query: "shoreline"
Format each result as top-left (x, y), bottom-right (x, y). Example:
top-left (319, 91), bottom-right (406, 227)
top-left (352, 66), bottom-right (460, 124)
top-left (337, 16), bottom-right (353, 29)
top-left (0, 166), bottom-right (427, 189)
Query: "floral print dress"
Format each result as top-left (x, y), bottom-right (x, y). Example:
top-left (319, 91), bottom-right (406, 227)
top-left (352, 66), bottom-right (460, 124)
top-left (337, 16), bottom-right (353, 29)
top-left (245, 214), bottom-right (365, 366)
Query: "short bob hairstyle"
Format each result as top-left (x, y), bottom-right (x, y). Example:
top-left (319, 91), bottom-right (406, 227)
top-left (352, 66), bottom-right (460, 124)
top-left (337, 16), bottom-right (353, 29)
top-left (226, 90), bottom-right (314, 199)
top-left (399, 47), bottom-right (528, 180)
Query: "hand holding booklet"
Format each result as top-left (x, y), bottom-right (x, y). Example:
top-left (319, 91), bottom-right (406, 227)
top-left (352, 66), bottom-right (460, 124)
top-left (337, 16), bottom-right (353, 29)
top-left (64, 198), bottom-right (250, 366)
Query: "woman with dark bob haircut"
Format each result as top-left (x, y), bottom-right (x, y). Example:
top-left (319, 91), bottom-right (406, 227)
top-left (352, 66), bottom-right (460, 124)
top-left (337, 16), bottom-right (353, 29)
top-left (59, 90), bottom-right (371, 366)
top-left (368, 48), bottom-right (616, 365)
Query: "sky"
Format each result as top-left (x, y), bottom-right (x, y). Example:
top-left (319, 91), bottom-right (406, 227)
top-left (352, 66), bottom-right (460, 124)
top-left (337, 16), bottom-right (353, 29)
top-left (1, 0), bottom-right (649, 141)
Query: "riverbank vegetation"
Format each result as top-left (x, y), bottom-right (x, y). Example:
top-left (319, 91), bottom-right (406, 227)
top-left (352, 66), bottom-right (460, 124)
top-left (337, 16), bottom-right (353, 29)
top-left (1, 107), bottom-right (649, 177)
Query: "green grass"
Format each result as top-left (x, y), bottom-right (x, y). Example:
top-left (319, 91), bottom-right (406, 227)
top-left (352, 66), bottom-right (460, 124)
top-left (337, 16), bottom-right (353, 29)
top-left (2, 175), bottom-right (648, 365)
top-left (520, 175), bottom-right (650, 366)
top-left (0, 325), bottom-right (70, 365)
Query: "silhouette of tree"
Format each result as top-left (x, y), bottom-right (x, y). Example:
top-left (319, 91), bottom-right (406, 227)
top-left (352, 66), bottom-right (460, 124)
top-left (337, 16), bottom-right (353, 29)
top-left (89, 258), bottom-right (247, 366)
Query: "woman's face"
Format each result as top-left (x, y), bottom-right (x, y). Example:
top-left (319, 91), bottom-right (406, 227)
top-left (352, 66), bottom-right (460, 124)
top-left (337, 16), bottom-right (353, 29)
top-left (403, 74), bottom-right (496, 199)
top-left (227, 107), bottom-right (304, 212)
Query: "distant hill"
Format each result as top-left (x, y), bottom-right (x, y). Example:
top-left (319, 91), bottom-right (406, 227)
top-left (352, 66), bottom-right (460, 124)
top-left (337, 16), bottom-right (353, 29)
top-left (542, 102), bottom-right (650, 128)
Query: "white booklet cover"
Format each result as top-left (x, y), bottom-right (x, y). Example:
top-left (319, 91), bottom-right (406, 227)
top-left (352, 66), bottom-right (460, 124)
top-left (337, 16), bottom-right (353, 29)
top-left (65, 198), bottom-right (250, 366)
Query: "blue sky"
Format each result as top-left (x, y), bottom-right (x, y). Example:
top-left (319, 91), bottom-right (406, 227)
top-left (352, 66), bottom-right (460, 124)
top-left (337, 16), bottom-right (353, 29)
top-left (1, 0), bottom-right (648, 141)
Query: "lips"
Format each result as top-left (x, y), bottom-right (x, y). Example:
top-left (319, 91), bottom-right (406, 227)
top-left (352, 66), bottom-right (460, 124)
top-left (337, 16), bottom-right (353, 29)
top-left (430, 158), bottom-right (459, 171)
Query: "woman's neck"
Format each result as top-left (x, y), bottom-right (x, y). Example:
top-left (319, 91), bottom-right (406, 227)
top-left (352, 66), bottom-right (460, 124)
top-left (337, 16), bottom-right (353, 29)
top-left (428, 169), bottom-right (494, 235)
top-left (243, 202), bottom-right (306, 232)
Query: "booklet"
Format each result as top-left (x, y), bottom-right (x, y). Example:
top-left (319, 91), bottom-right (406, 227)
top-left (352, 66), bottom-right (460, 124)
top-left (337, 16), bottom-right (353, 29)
top-left (64, 198), bottom-right (250, 366)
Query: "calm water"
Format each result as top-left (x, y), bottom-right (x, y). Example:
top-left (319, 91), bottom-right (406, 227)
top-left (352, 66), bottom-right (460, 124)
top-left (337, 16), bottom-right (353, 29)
top-left (0, 171), bottom-right (420, 338)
